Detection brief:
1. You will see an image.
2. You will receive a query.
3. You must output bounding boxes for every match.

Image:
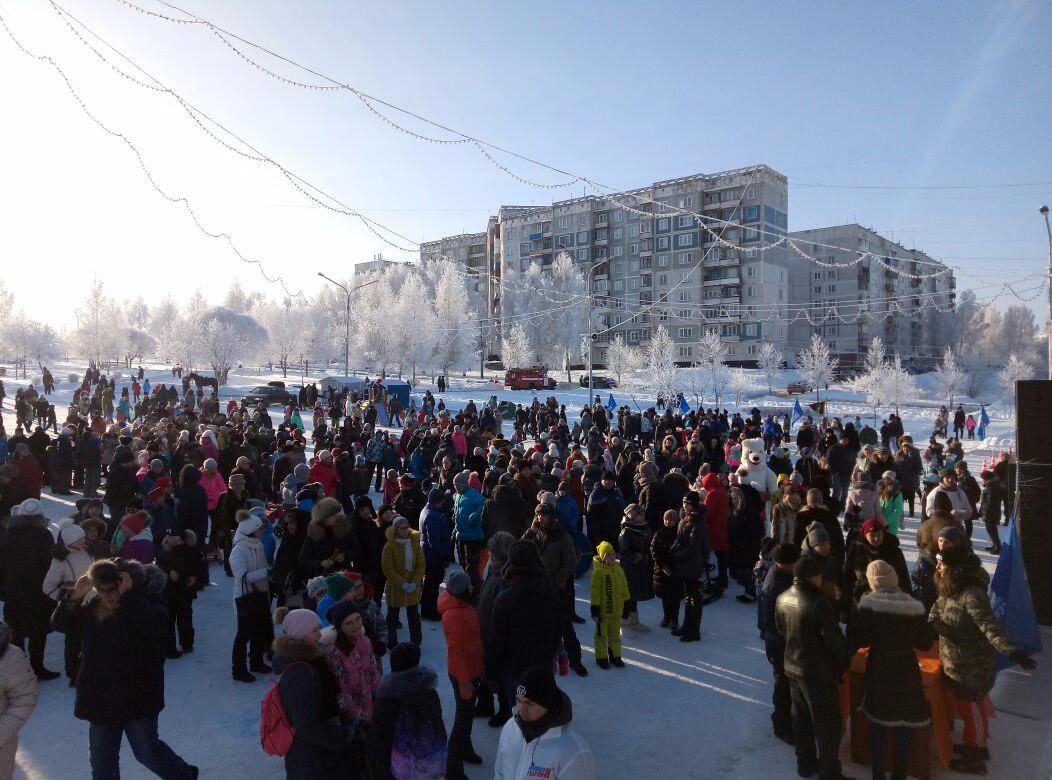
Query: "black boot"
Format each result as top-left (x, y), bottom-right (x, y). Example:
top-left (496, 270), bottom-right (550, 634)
top-left (474, 695), bottom-right (495, 718)
top-left (232, 669), bottom-right (255, 683)
top-left (949, 745), bottom-right (988, 775)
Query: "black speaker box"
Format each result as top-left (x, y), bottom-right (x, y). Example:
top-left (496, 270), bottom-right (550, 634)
top-left (1015, 380), bottom-right (1052, 625)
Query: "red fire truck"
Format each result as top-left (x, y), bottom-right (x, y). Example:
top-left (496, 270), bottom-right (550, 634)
top-left (504, 367), bottom-right (557, 390)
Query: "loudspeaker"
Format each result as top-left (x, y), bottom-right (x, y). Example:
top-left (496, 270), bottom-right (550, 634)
top-left (1015, 380), bottom-right (1052, 625)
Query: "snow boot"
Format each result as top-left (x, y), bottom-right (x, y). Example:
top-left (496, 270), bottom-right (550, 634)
top-left (953, 744), bottom-right (991, 761)
top-left (610, 657), bottom-right (625, 668)
top-left (232, 669), bottom-right (255, 683)
top-left (464, 746), bottom-right (482, 765)
top-left (570, 661), bottom-right (589, 677)
top-left (474, 695), bottom-right (495, 719)
top-left (625, 613), bottom-right (650, 633)
top-left (34, 667), bottom-right (60, 682)
top-left (595, 658), bottom-right (611, 670)
top-left (949, 746), bottom-right (987, 775)
top-left (166, 649), bottom-right (183, 660)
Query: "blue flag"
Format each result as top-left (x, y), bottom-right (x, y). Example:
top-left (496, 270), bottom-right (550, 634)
top-left (990, 515), bottom-right (1043, 670)
top-left (978, 404), bottom-right (990, 441)
top-left (679, 395), bottom-right (690, 414)
top-left (607, 393), bottom-right (617, 412)
top-left (791, 399), bottom-right (804, 429)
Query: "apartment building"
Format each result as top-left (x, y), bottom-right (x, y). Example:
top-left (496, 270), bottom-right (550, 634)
top-left (352, 254), bottom-right (411, 276)
top-left (786, 224), bottom-right (956, 369)
top-left (417, 232), bottom-right (489, 311)
top-left (423, 164), bottom-right (793, 366)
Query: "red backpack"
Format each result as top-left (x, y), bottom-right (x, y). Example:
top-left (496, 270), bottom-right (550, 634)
top-left (260, 662), bottom-right (305, 757)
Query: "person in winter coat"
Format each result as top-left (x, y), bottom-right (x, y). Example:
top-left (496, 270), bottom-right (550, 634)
top-left (855, 560), bottom-right (934, 780)
top-left (42, 520), bottom-right (94, 681)
top-left (671, 496), bottom-right (708, 643)
top-left (841, 518), bottom-right (911, 621)
top-left (381, 516), bottom-right (425, 646)
top-left (391, 474), bottom-right (427, 531)
top-left (929, 544), bottom-right (1037, 774)
top-left (843, 476), bottom-right (883, 544)
top-left (585, 471), bottom-right (625, 549)
top-left (701, 473), bottom-right (730, 588)
top-left (924, 469), bottom-right (973, 530)
top-left (759, 543), bottom-right (800, 742)
top-left (878, 470), bottom-right (904, 537)
top-left (451, 470), bottom-right (485, 595)
top-left (118, 511), bottom-right (155, 564)
top-left (651, 509), bottom-right (682, 630)
top-left (439, 569), bottom-right (484, 779)
top-left (175, 465), bottom-right (209, 554)
top-left (476, 532), bottom-right (515, 724)
top-left (771, 485), bottom-right (804, 547)
top-left (589, 541), bottom-right (630, 669)
top-left (53, 559), bottom-right (198, 778)
top-left (0, 500), bottom-right (59, 680)
top-left (155, 529), bottom-right (205, 658)
top-left (894, 437), bottom-right (923, 518)
top-left (229, 512), bottom-right (272, 682)
top-left (775, 556), bottom-right (848, 780)
top-left (728, 475), bottom-right (765, 600)
top-left (978, 470), bottom-right (1003, 554)
top-left (481, 479), bottom-right (531, 540)
top-left (271, 608), bottom-right (349, 779)
top-left (300, 497), bottom-right (359, 581)
top-left (493, 666), bottom-right (595, 780)
top-left (309, 450), bottom-right (340, 499)
top-left (636, 462), bottom-right (669, 533)
top-left (0, 619), bottom-right (37, 778)
top-left (324, 599), bottom-right (381, 773)
top-left (554, 481), bottom-right (581, 535)
top-left (103, 451), bottom-right (138, 524)
top-left (795, 489), bottom-right (844, 564)
top-left (419, 488), bottom-right (454, 621)
top-left (367, 642), bottom-right (447, 780)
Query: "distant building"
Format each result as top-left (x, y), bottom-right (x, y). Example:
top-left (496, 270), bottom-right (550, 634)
top-left (352, 254), bottom-right (411, 276)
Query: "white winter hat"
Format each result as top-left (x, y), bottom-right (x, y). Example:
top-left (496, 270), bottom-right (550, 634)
top-left (14, 498), bottom-right (42, 517)
top-left (236, 514), bottom-right (263, 537)
top-left (60, 523), bottom-right (86, 546)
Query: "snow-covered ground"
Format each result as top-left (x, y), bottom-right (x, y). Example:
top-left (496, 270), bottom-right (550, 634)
top-left (1, 363), bottom-right (1048, 779)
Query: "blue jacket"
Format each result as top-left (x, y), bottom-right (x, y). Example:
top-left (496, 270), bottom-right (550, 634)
top-left (315, 594), bottom-right (338, 628)
top-left (261, 518), bottom-right (277, 566)
top-left (453, 487), bottom-right (485, 542)
top-left (147, 500), bottom-right (177, 543)
top-left (420, 492), bottom-right (454, 567)
top-left (555, 495), bottom-right (581, 534)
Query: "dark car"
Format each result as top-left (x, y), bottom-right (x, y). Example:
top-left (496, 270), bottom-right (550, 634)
top-left (242, 383), bottom-right (293, 407)
top-left (579, 375), bottom-right (617, 389)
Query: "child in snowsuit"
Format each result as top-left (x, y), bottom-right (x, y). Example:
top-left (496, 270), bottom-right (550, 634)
top-left (589, 541), bottom-right (630, 669)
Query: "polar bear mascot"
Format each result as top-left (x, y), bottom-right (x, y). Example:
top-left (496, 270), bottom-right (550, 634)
top-left (739, 437), bottom-right (779, 506)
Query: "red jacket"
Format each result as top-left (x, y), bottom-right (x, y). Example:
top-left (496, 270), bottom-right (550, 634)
top-left (702, 473), bottom-right (729, 552)
top-left (309, 459), bottom-right (340, 499)
top-left (438, 590), bottom-right (483, 688)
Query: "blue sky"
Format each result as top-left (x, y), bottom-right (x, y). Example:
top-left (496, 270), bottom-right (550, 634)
top-left (1, 0), bottom-right (1049, 323)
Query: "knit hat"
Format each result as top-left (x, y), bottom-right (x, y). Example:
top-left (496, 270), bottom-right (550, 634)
top-left (505, 539), bottom-right (543, 573)
top-left (487, 531), bottom-right (516, 563)
top-left (936, 544), bottom-right (970, 568)
top-left (148, 486), bottom-right (165, 503)
top-left (280, 609), bottom-right (320, 641)
top-left (293, 463), bottom-right (310, 479)
top-left (453, 470), bottom-right (471, 489)
top-left (515, 666), bottom-right (561, 711)
top-left (772, 543), bottom-right (800, 565)
top-left (390, 642), bottom-right (421, 673)
top-left (310, 496), bottom-right (343, 525)
top-left (882, 470), bottom-right (897, 481)
top-left (443, 568), bottom-right (471, 597)
top-left (305, 576), bottom-right (328, 599)
top-left (150, 458), bottom-right (165, 470)
top-left (317, 449), bottom-right (332, 461)
top-left (937, 526), bottom-right (967, 546)
top-left (860, 518), bottom-right (886, 538)
top-left (806, 522), bottom-right (830, 548)
top-left (866, 559), bottom-right (899, 591)
top-left (391, 514), bottom-right (410, 530)
top-left (121, 512), bottom-right (148, 536)
top-left (793, 556), bottom-right (822, 581)
top-left (14, 498), bottom-right (42, 517)
top-left (228, 473), bottom-right (245, 486)
top-left (326, 599), bottom-right (361, 631)
top-left (596, 540), bottom-right (616, 561)
top-left (59, 522), bottom-right (86, 546)
top-left (236, 512), bottom-right (263, 537)
top-left (324, 573), bottom-right (354, 601)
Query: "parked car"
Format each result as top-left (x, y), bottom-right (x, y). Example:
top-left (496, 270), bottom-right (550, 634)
top-left (786, 381), bottom-right (812, 395)
top-left (504, 367), bottom-right (557, 390)
top-left (242, 382), bottom-right (293, 406)
top-left (579, 375), bottom-right (617, 389)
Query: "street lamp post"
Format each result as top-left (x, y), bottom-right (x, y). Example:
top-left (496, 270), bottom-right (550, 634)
top-left (1041, 206), bottom-right (1052, 380)
top-left (586, 259), bottom-right (607, 409)
top-left (317, 273), bottom-right (380, 378)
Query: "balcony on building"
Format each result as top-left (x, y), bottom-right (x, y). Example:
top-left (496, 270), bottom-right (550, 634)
top-left (593, 261), bottom-right (609, 280)
top-left (595, 212), bottom-right (609, 227)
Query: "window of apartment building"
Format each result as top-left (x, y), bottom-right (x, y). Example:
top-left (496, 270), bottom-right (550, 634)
top-left (612, 262), bottom-right (623, 274)
top-left (628, 330), bottom-right (640, 343)
top-left (825, 325), bottom-right (839, 336)
top-left (641, 220), bottom-right (652, 232)
top-left (629, 225), bottom-right (640, 238)
top-left (629, 277), bottom-right (640, 290)
top-left (657, 218), bottom-right (671, 231)
top-left (826, 284), bottom-right (837, 293)
top-left (746, 185), bottom-right (756, 200)
top-left (612, 227), bottom-right (623, 240)
top-left (724, 229), bottom-right (740, 242)
top-left (677, 215), bottom-right (693, 228)
top-left (679, 290), bottom-right (692, 302)
top-left (827, 269), bottom-right (837, 279)
top-left (744, 323), bottom-right (759, 338)
top-left (596, 228), bottom-right (608, 241)
top-left (614, 211), bottom-right (625, 222)
top-left (628, 211), bottom-right (638, 222)
top-left (576, 248), bottom-right (588, 261)
top-left (613, 245), bottom-right (624, 257)
top-left (556, 234), bottom-right (574, 248)
top-left (678, 327), bottom-right (694, 339)
top-left (656, 236), bottom-right (670, 250)
top-left (576, 230), bottom-right (589, 244)
top-left (641, 328), bottom-right (651, 341)
top-left (703, 288), bottom-right (720, 300)
top-left (519, 242), bottom-right (531, 255)
top-left (747, 344), bottom-right (758, 355)
top-left (520, 259), bottom-right (529, 271)
top-left (744, 248), bottom-right (758, 258)
top-left (578, 215), bottom-right (588, 226)
top-left (678, 346), bottom-right (693, 358)
top-left (557, 217), bottom-right (569, 229)
top-left (627, 260), bottom-right (638, 273)
top-left (629, 242), bottom-right (639, 256)
top-left (814, 271), bottom-right (822, 280)
top-left (727, 345), bottom-right (736, 356)
top-left (677, 252), bottom-right (693, 266)
top-left (722, 324), bottom-right (739, 337)
top-left (640, 257), bottom-right (652, 269)
top-left (593, 279), bottom-right (608, 292)
top-left (641, 275), bottom-right (652, 288)
top-left (677, 308), bottom-right (691, 319)
top-left (746, 266), bottom-right (756, 277)
top-left (746, 285), bottom-right (755, 297)
top-left (658, 273), bottom-right (668, 286)
top-left (814, 285), bottom-right (822, 294)
top-left (658, 254), bottom-right (669, 267)
top-left (743, 227), bottom-right (760, 242)
top-left (723, 188), bottom-right (739, 202)
top-left (612, 279), bottom-right (625, 292)
top-left (676, 233), bottom-right (695, 248)
top-left (679, 196), bottom-right (694, 208)
top-left (744, 205), bottom-right (760, 222)
top-left (659, 310), bottom-right (669, 322)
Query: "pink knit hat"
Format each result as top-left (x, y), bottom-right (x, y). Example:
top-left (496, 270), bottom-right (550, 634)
top-left (281, 609), bottom-right (320, 640)
top-left (866, 560), bottom-right (899, 592)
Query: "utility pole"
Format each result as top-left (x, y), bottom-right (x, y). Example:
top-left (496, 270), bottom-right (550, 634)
top-left (1041, 206), bottom-right (1052, 380)
top-left (317, 273), bottom-right (380, 378)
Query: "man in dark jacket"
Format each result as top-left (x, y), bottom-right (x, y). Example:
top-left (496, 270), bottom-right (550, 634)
top-left (585, 472), bottom-right (625, 549)
top-left (825, 433), bottom-right (855, 510)
top-left (794, 490), bottom-right (845, 565)
top-left (775, 556), bottom-right (848, 780)
top-left (53, 559), bottom-right (197, 778)
top-left (481, 478), bottom-right (531, 539)
top-left (760, 543), bottom-right (800, 743)
top-left (391, 474), bottom-right (427, 531)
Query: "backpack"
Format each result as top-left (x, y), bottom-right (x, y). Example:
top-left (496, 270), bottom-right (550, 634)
top-left (260, 662), bottom-right (305, 757)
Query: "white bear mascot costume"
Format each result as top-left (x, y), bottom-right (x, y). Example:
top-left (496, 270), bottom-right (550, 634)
top-left (739, 437), bottom-right (779, 531)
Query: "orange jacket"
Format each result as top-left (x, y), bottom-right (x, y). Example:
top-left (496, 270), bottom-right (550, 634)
top-left (438, 589), bottom-right (483, 686)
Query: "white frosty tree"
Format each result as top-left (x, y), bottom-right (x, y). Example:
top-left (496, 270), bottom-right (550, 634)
top-left (198, 306), bottom-right (267, 385)
top-left (605, 334), bottom-right (641, 386)
top-left (933, 346), bottom-right (965, 408)
top-left (4, 312), bottom-right (61, 377)
top-left (643, 326), bottom-right (679, 406)
top-left (394, 273), bottom-right (436, 382)
top-left (500, 323), bottom-right (534, 370)
top-left (116, 327), bottom-right (157, 369)
top-left (430, 261), bottom-right (478, 377)
top-left (756, 340), bottom-right (783, 395)
top-left (795, 333), bottom-right (838, 403)
top-left (883, 354), bottom-right (918, 416)
top-left (72, 279), bottom-right (119, 365)
top-left (353, 272), bottom-right (398, 376)
top-left (258, 300), bottom-right (309, 377)
top-left (728, 368), bottom-right (757, 406)
top-left (544, 253), bottom-right (589, 380)
top-left (848, 337), bottom-right (887, 424)
top-left (999, 354), bottom-right (1033, 401)
top-left (696, 329), bottom-right (730, 406)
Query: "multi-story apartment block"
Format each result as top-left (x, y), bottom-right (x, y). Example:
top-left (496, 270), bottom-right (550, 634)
top-left (352, 254), bottom-right (411, 276)
top-left (417, 232), bottom-right (489, 312)
top-left (424, 164), bottom-right (793, 366)
top-left (786, 224), bottom-right (955, 369)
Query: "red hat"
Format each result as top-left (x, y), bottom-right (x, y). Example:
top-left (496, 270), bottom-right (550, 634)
top-left (860, 518), bottom-right (886, 538)
top-left (121, 512), bottom-right (148, 536)
top-left (155, 476), bottom-right (172, 490)
top-left (340, 570), bottom-right (373, 599)
top-left (148, 486), bottom-right (165, 503)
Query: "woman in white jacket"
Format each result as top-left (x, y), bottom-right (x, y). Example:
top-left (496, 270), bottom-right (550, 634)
top-left (42, 521), bottom-right (94, 684)
top-left (495, 666), bottom-right (594, 780)
top-left (229, 511), bottom-right (272, 683)
top-left (0, 620), bottom-right (38, 779)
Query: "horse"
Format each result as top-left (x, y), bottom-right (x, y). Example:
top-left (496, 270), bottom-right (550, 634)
top-left (187, 372), bottom-right (219, 395)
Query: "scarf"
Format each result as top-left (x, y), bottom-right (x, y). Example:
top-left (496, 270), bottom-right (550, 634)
top-left (395, 536), bottom-right (413, 571)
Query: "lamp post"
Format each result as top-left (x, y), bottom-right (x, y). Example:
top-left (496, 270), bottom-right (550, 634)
top-left (317, 273), bottom-right (379, 378)
top-left (1041, 206), bottom-right (1052, 380)
top-left (586, 259), bottom-right (607, 408)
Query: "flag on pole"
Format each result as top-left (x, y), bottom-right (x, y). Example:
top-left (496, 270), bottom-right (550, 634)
top-left (607, 393), bottom-right (617, 412)
top-left (791, 399), bottom-right (804, 429)
top-left (978, 404), bottom-right (990, 441)
top-left (679, 395), bottom-right (690, 414)
top-left (990, 515), bottom-right (1043, 669)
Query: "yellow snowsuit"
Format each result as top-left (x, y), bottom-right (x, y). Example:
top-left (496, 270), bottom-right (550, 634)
top-left (590, 542), bottom-right (630, 661)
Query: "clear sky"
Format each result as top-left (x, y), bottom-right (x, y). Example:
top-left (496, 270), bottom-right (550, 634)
top-left (1, 0), bottom-right (1049, 327)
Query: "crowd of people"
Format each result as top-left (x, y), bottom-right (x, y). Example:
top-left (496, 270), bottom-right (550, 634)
top-left (0, 364), bottom-right (1037, 779)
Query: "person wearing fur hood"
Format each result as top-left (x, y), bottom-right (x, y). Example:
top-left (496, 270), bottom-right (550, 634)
top-left (42, 520), bottom-right (94, 683)
top-left (229, 512), bottom-right (273, 683)
top-left (0, 619), bottom-right (38, 779)
top-left (854, 560), bottom-right (935, 780)
top-left (299, 497), bottom-right (361, 581)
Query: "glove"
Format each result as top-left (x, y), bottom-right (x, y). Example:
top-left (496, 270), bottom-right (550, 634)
top-left (1009, 649), bottom-right (1038, 671)
top-left (590, 604), bottom-right (600, 620)
top-left (402, 582), bottom-right (416, 593)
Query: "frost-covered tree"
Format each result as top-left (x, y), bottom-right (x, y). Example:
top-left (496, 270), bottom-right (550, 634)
top-left (500, 323), bottom-right (534, 371)
top-left (544, 253), bottom-right (589, 380)
top-left (116, 327), bottom-right (157, 369)
top-left (848, 337), bottom-right (888, 424)
top-left (258, 300), bottom-right (308, 377)
top-left (353, 271), bottom-right (398, 375)
top-left (71, 279), bottom-right (119, 364)
top-left (883, 354), bottom-right (918, 416)
top-left (933, 346), bottom-right (965, 407)
top-left (795, 333), bottom-right (838, 403)
top-left (605, 334), bottom-right (641, 386)
top-left (395, 273), bottom-right (436, 382)
top-left (696, 330), bottom-right (730, 406)
top-left (161, 290), bottom-right (209, 370)
top-left (756, 340), bottom-right (782, 395)
top-left (197, 306), bottom-right (267, 385)
top-left (150, 296), bottom-right (179, 335)
top-left (4, 312), bottom-right (59, 377)
top-left (728, 367), bottom-right (757, 406)
top-left (643, 326), bottom-right (679, 406)
top-left (999, 353), bottom-right (1033, 401)
top-left (430, 261), bottom-right (478, 377)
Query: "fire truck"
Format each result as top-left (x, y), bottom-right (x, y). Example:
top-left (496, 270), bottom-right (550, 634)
top-left (504, 367), bottom-right (557, 390)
